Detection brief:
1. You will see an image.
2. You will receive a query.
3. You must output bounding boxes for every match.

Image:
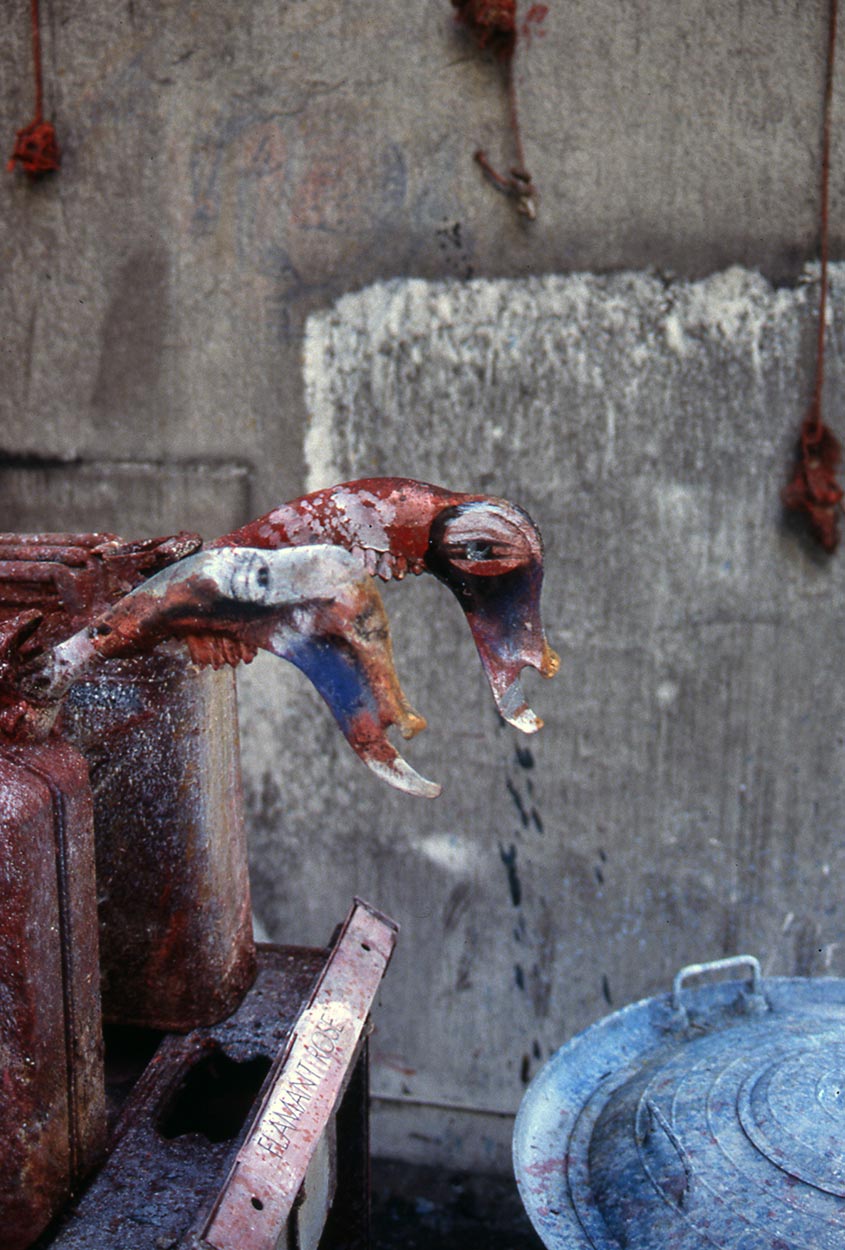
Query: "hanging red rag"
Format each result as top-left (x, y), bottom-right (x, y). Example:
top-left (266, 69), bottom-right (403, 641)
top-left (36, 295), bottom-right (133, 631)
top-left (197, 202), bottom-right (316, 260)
top-left (8, 0), bottom-right (60, 177)
top-left (784, 0), bottom-right (840, 550)
top-left (451, 0), bottom-right (538, 218)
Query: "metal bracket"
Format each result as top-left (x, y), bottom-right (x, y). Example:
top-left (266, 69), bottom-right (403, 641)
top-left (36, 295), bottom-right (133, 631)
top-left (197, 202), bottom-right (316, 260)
top-left (201, 898), bottom-right (399, 1250)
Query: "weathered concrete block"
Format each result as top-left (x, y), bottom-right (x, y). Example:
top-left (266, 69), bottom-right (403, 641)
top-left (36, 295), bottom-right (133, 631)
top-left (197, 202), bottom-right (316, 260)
top-left (0, 461), bottom-right (251, 538)
top-left (240, 264), bottom-right (845, 1169)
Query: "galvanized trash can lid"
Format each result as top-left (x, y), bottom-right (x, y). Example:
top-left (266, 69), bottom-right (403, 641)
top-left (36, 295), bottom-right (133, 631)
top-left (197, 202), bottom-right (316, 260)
top-left (513, 956), bottom-right (845, 1249)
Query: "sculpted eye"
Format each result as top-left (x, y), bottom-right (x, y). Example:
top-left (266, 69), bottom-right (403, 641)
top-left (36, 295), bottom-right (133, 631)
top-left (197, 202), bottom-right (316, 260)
top-left (227, 552), bottom-right (275, 604)
top-left (431, 503), bottom-right (536, 577)
top-left (463, 541), bottom-right (495, 562)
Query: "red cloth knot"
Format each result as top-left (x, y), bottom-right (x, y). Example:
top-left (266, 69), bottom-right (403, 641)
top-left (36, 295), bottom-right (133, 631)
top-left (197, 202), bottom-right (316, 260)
top-left (7, 117), bottom-right (60, 177)
top-left (451, 0), bottom-right (517, 60)
top-left (784, 413), bottom-right (843, 552)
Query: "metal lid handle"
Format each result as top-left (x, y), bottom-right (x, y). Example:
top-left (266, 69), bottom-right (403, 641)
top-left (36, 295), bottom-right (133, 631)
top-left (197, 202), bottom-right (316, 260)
top-left (672, 955), bottom-right (763, 1012)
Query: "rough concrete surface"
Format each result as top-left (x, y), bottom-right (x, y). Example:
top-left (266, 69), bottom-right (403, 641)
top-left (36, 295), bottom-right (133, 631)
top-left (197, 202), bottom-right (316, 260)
top-left (1, 1), bottom-right (842, 525)
top-left (0, 459), bottom-right (251, 536)
top-left (239, 263), bottom-right (845, 1168)
top-left (0, 0), bottom-right (843, 1178)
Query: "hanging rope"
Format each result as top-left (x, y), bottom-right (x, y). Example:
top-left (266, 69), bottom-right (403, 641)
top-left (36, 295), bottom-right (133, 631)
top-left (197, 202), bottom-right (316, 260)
top-left (7, 0), bottom-right (60, 178)
top-left (452, 0), bottom-right (543, 219)
top-left (784, 0), bottom-right (839, 550)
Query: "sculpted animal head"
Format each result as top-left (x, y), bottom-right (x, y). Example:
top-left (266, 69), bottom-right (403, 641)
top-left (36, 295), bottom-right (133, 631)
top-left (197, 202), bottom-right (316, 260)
top-left (216, 477), bottom-right (560, 733)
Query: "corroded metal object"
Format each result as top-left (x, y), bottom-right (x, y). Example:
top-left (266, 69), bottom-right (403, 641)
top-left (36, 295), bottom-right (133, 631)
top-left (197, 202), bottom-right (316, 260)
top-left (0, 478), bottom-right (558, 1249)
top-left (216, 477), bottom-right (560, 734)
top-left (62, 655), bottom-right (256, 1030)
top-left (202, 900), bottom-right (398, 1250)
top-left (0, 531), bottom-right (201, 736)
top-left (0, 534), bottom-right (259, 1031)
top-left (0, 740), bottom-right (106, 1250)
top-left (45, 900), bottom-right (395, 1250)
top-left (514, 956), bottom-right (845, 1250)
top-left (0, 540), bottom-right (434, 1034)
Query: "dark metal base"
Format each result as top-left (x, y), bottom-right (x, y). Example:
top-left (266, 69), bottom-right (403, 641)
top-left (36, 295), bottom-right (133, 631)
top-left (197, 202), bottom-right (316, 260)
top-left (34, 945), bottom-right (371, 1250)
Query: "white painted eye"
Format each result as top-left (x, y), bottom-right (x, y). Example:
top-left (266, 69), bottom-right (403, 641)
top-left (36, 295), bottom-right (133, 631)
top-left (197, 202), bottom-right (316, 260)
top-left (226, 551), bottom-right (274, 604)
top-left (247, 559), bottom-right (272, 602)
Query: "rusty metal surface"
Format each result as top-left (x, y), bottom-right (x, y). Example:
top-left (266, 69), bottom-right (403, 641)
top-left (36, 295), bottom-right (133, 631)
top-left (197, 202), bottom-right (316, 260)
top-left (0, 741), bottom-right (105, 1250)
top-left (215, 477), bottom-right (560, 734)
top-left (61, 653), bottom-right (257, 1031)
top-left (203, 899), bottom-right (398, 1250)
top-left (0, 531), bottom-right (201, 636)
top-left (0, 532), bottom-right (201, 736)
top-left (0, 532), bottom-right (258, 1032)
top-left (42, 932), bottom-right (384, 1250)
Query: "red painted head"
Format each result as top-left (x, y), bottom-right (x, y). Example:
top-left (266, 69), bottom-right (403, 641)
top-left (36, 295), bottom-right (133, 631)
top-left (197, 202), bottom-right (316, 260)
top-left (215, 478), bottom-right (560, 732)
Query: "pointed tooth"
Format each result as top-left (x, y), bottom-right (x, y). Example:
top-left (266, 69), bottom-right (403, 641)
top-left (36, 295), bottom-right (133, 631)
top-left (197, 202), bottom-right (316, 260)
top-left (376, 553), bottom-right (393, 580)
top-left (504, 705), bottom-right (544, 734)
top-left (363, 549), bottom-right (379, 575)
top-left (349, 544), bottom-right (368, 571)
top-left (362, 752), bottom-right (442, 798)
top-left (395, 706), bottom-right (427, 741)
top-left (496, 674), bottom-right (544, 734)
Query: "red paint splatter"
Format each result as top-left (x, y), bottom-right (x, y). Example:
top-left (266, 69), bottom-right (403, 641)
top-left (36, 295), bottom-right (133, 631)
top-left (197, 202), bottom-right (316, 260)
top-left (521, 3), bottom-right (549, 43)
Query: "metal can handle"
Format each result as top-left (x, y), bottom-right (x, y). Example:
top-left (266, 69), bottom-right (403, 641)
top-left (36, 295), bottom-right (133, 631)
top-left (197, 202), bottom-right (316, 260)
top-left (671, 955), bottom-right (762, 1012)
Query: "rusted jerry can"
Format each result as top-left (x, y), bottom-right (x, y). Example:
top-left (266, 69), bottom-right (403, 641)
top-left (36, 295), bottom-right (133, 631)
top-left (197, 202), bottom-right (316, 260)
top-left (0, 739), bottom-right (106, 1250)
top-left (0, 534), bottom-right (256, 1032)
top-left (60, 651), bottom-right (255, 1030)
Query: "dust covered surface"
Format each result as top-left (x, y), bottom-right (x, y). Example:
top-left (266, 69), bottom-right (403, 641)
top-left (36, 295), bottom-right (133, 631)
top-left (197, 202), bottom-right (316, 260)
top-left (372, 1159), bottom-right (543, 1250)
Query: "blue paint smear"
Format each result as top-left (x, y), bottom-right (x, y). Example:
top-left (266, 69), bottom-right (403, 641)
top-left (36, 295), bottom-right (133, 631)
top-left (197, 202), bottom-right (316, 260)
top-left (286, 637), bottom-right (376, 736)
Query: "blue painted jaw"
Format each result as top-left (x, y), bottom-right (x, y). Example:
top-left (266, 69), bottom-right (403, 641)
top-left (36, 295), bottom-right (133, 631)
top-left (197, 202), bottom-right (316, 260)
top-left (284, 634), bottom-right (379, 739)
top-left (277, 632), bottom-right (441, 798)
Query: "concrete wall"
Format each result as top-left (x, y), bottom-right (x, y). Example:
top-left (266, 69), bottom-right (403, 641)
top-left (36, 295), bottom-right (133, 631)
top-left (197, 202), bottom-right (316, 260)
top-left (1, 1), bottom-right (843, 1170)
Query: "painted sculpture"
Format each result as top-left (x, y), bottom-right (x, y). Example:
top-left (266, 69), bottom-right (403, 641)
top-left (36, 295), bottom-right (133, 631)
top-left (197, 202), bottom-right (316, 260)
top-left (0, 478), bottom-right (558, 1249)
top-left (17, 545), bottom-right (437, 798)
top-left (217, 477), bottom-right (560, 734)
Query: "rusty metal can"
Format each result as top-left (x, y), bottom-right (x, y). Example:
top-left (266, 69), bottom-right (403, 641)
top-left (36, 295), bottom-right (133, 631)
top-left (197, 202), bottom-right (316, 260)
top-left (60, 648), bottom-right (256, 1031)
top-left (0, 739), bottom-right (106, 1250)
top-left (0, 531), bottom-right (255, 1033)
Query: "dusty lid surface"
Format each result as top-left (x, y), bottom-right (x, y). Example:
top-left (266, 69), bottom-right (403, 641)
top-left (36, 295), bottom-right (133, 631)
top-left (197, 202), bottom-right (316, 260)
top-left (514, 958), bottom-right (845, 1249)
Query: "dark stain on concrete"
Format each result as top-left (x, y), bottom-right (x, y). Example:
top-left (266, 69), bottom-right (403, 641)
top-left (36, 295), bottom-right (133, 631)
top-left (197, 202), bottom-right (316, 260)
top-left (506, 777), bottom-right (529, 828)
top-left (514, 745), bottom-right (534, 770)
top-left (443, 881), bottom-right (471, 933)
top-left (499, 842), bottom-right (521, 907)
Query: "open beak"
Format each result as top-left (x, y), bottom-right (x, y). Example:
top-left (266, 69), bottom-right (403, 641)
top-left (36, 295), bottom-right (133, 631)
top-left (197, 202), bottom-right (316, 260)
top-left (424, 500), bottom-right (560, 733)
top-left (255, 584), bottom-right (440, 798)
top-left (21, 548), bottom-right (441, 797)
top-left (450, 565), bottom-right (560, 734)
